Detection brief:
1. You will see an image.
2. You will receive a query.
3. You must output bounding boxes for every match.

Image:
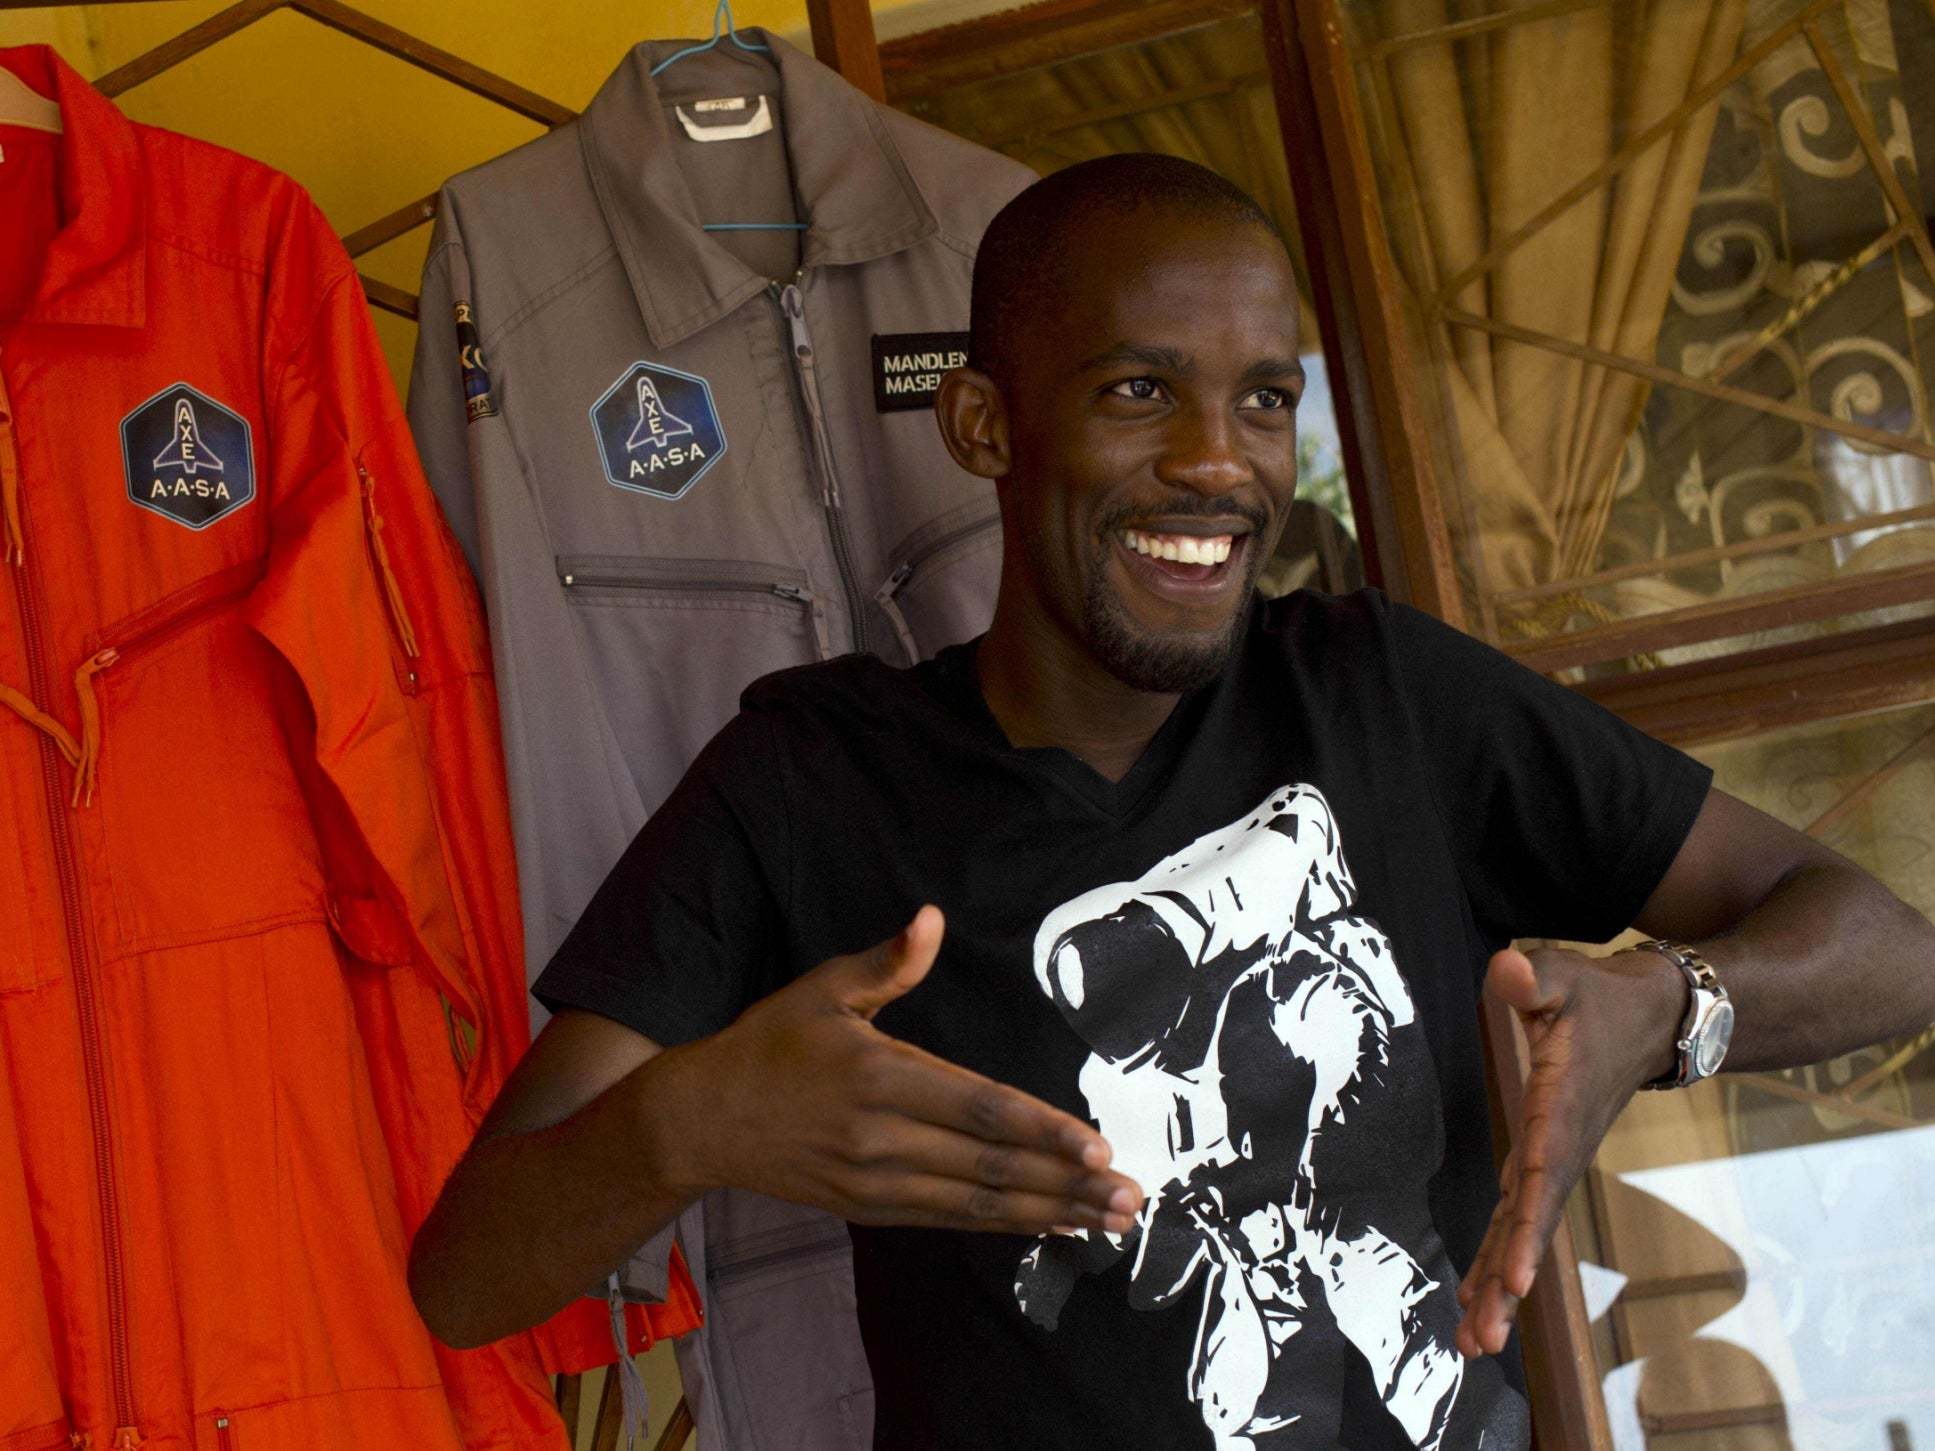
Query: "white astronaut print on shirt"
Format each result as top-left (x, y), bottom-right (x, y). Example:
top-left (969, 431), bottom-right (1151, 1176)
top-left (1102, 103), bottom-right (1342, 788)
top-left (1016, 785), bottom-right (1529, 1450)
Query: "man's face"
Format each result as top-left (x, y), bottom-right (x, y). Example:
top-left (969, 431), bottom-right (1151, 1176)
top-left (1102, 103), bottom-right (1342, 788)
top-left (995, 212), bottom-right (1304, 693)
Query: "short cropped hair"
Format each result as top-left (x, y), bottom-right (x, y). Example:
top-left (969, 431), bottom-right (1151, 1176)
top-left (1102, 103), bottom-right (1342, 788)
top-left (967, 153), bottom-right (1285, 383)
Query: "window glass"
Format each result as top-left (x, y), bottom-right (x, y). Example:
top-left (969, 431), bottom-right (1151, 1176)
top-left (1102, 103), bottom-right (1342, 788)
top-left (1338, 0), bottom-right (1935, 676)
top-left (1550, 701), bottom-right (1935, 1446)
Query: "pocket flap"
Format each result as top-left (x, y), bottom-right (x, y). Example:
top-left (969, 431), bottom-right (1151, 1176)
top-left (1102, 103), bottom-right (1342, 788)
top-left (326, 890), bottom-right (417, 969)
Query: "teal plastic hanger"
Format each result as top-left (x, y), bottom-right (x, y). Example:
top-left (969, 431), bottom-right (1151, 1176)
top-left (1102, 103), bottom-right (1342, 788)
top-left (654, 0), bottom-right (807, 235)
top-left (650, 0), bottom-right (769, 78)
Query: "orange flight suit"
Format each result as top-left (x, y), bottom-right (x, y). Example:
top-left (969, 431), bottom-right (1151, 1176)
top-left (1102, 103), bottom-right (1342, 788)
top-left (0, 46), bottom-right (696, 1451)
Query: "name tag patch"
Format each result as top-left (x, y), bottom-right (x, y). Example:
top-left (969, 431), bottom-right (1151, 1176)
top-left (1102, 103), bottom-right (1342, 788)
top-left (871, 331), bottom-right (969, 413)
top-left (589, 361), bottom-right (726, 500)
top-left (120, 382), bottom-right (255, 530)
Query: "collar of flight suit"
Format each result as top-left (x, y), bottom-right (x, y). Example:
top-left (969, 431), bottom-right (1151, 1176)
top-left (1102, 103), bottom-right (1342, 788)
top-left (579, 29), bottom-right (938, 351)
top-left (1, 45), bottom-right (147, 331)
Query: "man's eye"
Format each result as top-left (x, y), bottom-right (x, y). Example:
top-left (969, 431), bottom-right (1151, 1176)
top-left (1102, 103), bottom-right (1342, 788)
top-left (1109, 378), bottom-right (1164, 401)
top-left (1243, 387), bottom-right (1295, 410)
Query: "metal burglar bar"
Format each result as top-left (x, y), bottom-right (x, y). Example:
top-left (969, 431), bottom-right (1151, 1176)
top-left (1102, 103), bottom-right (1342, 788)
top-left (1344, 0), bottom-right (1935, 671)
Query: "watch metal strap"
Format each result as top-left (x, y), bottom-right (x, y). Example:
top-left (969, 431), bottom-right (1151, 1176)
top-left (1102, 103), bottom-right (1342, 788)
top-left (1636, 938), bottom-right (1722, 1090)
top-left (1636, 938), bottom-right (1719, 993)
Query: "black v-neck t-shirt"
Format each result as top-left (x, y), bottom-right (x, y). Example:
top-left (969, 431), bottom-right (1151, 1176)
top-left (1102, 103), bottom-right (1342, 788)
top-left (536, 589), bottom-right (1711, 1450)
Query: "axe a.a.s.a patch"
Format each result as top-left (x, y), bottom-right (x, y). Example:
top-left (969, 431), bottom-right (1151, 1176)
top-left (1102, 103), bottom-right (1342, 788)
top-left (588, 360), bottom-right (725, 500)
top-left (120, 382), bottom-right (255, 530)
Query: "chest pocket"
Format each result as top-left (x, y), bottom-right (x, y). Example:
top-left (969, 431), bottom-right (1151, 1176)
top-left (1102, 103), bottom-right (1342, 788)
top-left (559, 554), bottom-right (832, 817)
top-left (872, 504), bottom-right (1001, 665)
top-left (92, 602), bottom-right (326, 958)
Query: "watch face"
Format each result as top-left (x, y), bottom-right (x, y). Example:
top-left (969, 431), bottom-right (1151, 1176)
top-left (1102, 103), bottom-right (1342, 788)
top-left (1696, 999), bottom-right (1736, 1077)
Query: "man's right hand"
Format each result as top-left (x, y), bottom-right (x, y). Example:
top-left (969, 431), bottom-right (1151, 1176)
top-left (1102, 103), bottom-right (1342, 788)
top-left (662, 905), bottom-right (1144, 1238)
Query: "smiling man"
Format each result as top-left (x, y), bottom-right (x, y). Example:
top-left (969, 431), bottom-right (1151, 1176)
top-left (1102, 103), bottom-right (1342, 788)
top-left (409, 156), bottom-right (1935, 1450)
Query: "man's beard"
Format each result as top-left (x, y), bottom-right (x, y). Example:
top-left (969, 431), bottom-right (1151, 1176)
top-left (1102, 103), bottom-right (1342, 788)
top-left (1081, 540), bottom-right (1263, 693)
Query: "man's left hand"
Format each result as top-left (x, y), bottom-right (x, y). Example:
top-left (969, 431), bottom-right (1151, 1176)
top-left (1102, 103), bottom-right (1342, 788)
top-left (1454, 944), bottom-right (1685, 1359)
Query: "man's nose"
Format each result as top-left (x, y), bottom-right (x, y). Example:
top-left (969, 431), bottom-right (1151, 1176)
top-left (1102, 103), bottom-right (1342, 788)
top-left (1154, 407), bottom-right (1253, 498)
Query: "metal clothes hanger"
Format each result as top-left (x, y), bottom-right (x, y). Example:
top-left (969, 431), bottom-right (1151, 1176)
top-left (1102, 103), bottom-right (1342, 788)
top-left (649, 0), bottom-right (769, 79)
top-left (651, 0), bottom-right (806, 235)
top-left (0, 66), bottom-right (62, 134)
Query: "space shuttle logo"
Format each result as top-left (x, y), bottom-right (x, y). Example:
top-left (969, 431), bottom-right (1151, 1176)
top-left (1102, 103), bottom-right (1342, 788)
top-left (590, 360), bottom-right (725, 500)
top-left (120, 383), bottom-right (255, 531)
top-left (152, 399), bottom-right (225, 476)
top-left (625, 375), bottom-right (694, 453)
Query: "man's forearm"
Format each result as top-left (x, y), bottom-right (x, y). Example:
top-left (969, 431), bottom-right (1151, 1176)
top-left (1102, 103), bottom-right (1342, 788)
top-left (409, 914), bottom-right (1141, 1352)
top-left (1695, 862), bottom-right (1935, 1073)
top-left (409, 1043), bottom-right (709, 1350)
top-left (1460, 812), bottom-right (1935, 1360)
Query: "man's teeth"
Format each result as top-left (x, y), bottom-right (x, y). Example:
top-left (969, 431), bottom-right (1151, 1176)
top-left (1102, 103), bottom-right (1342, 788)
top-left (1121, 529), bottom-right (1234, 565)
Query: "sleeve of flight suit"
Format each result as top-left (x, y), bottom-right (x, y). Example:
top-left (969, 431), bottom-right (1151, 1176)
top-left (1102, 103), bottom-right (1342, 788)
top-left (408, 199), bottom-right (661, 999)
top-left (240, 193), bottom-right (666, 1440)
top-left (406, 209), bottom-right (487, 580)
top-left (408, 203), bottom-right (699, 1344)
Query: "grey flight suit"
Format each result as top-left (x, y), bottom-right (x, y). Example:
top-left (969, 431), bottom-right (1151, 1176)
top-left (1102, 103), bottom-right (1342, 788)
top-left (406, 31), bottom-right (1033, 1451)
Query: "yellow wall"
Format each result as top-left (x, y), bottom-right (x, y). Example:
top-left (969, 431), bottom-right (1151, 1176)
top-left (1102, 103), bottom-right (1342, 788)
top-left (0, 6), bottom-right (90, 57)
top-left (1, 0), bottom-right (927, 387)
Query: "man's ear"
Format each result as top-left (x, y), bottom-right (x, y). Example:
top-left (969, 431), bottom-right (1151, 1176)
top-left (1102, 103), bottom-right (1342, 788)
top-left (934, 366), bottom-right (1009, 481)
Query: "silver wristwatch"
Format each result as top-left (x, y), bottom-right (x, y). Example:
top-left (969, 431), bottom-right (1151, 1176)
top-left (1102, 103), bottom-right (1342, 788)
top-left (1637, 939), bottom-right (1735, 1090)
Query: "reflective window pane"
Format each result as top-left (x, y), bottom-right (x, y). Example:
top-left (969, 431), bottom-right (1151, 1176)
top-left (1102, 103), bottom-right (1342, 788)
top-left (1553, 702), bottom-right (1935, 1446)
top-left (1339, 0), bottom-right (1935, 674)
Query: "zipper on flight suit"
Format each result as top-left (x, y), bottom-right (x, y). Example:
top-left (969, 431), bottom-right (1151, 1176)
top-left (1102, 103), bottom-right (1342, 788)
top-left (770, 280), bottom-right (871, 656)
top-left (42, 565), bottom-right (261, 811)
top-left (560, 569), bottom-right (834, 660)
top-left (0, 372), bottom-right (141, 1446)
top-left (872, 510), bottom-right (1001, 666)
top-left (708, 1219), bottom-right (852, 1289)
